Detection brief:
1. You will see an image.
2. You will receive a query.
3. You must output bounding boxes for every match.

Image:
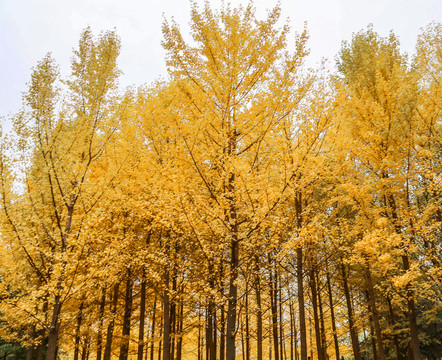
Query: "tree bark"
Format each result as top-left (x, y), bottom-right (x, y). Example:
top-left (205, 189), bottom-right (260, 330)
top-left (103, 282), bottom-right (120, 360)
top-left (365, 262), bottom-right (386, 360)
top-left (138, 270), bottom-right (147, 360)
top-left (245, 286), bottom-right (250, 360)
top-left (176, 299), bottom-right (184, 360)
top-left (45, 295), bottom-right (62, 360)
top-left (270, 266), bottom-right (280, 360)
top-left (316, 271), bottom-right (327, 360)
top-left (295, 192), bottom-right (307, 360)
top-left (150, 294), bottom-right (157, 360)
top-left (119, 271), bottom-right (133, 360)
top-left (255, 259), bottom-right (263, 360)
top-left (309, 267), bottom-right (323, 360)
top-left (162, 269), bottom-right (171, 360)
top-left (26, 325), bottom-right (36, 360)
top-left (340, 261), bottom-right (361, 360)
top-left (74, 303), bottom-right (84, 360)
top-left (225, 235), bottom-right (239, 360)
top-left (387, 296), bottom-right (403, 360)
top-left (96, 288), bottom-right (106, 360)
top-left (326, 270), bottom-right (339, 360)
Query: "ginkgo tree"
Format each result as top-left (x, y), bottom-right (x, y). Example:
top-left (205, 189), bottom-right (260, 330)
top-left (161, 3), bottom-right (311, 359)
top-left (0, 28), bottom-right (122, 360)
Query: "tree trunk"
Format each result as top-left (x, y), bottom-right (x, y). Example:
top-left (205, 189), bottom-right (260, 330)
top-left (326, 270), bottom-right (339, 360)
top-left (295, 192), bottom-right (307, 360)
top-left (297, 247), bottom-right (307, 360)
top-left (81, 335), bottom-right (90, 360)
top-left (103, 282), bottom-right (120, 360)
top-left (207, 265), bottom-right (216, 360)
top-left (138, 270), bottom-right (147, 360)
top-left (316, 271), bottom-right (327, 360)
top-left (74, 303), bottom-right (84, 360)
top-left (279, 273), bottom-right (284, 360)
top-left (270, 266), bottom-right (280, 360)
top-left (96, 288), bottom-right (106, 360)
top-left (150, 294), bottom-right (157, 360)
top-left (340, 261), bottom-right (361, 360)
top-left (176, 299), bottom-right (184, 360)
top-left (293, 303), bottom-right (299, 360)
top-left (369, 317), bottom-right (378, 360)
top-left (198, 310), bottom-right (202, 360)
top-left (387, 296), bottom-right (403, 360)
top-left (225, 236), bottom-right (239, 360)
top-left (45, 295), bottom-right (62, 360)
top-left (163, 269), bottom-right (171, 360)
top-left (289, 300), bottom-right (294, 360)
top-left (245, 284), bottom-right (250, 360)
top-left (158, 309), bottom-right (163, 360)
top-left (402, 255), bottom-right (421, 360)
top-left (255, 259), bottom-right (263, 360)
top-left (36, 335), bottom-right (45, 360)
top-left (220, 302), bottom-right (226, 360)
top-left (309, 268), bottom-right (323, 360)
top-left (119, 271), bottom-right (133, 360)
top-left (170, 272), bottom-right (177, 360)
top-left (365, 262), bottom-right (386, 360)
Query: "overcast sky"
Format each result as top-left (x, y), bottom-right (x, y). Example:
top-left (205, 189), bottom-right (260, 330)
top-left (0, 0), bottom-right (440, 124)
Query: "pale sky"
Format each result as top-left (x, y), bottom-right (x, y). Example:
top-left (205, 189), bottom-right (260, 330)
top-left (0, 0), bottom-right (440, 124)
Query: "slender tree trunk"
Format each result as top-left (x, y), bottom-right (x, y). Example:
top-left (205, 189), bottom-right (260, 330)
top-left (309, 314), bottom-right (314, 360)
top-left (226, 235), bottom-right (239, 360)
top-left (207, 266), bottom-right (216, 360)
top-left (289, 300), bottom-right (294, 360)
top-left (119, 270), bottom-right (133, 360)
top-left (369, 317), bottom-right (378, 360)
top-left (317, 271), bottom-right (327, 360)
top-left (279, 273), bottom-right (284, 360)
top-left (163, 269), bottom-right (171, 360)
top-left (74, 303), bottom-right (84, 360)
top-left (81, 335), bottom-right (90, 360)
top-left (103, 282), bottom-right (120, 360)
top-left (293, 305), bottom-right (299, 360)
top-left (46, 296), bottom-right (62, 360)
top-left (206, 305), bottom-right (210, 360)
top-left (295, 192), bottom-right (307, 360)
top-left (158, 309), bottom-right (163, 360)
top-left (220, 302), bottom-right (226, 360)
top-left (176, 299), bottom-right (184, 360)
top-left (150, 294), bottom-right (157, 360)
top-left (365, 262), bottom-right (386, 360)
top-left (387, 296), bottom-right (403, 360)
top-left (27, 325), bottom-right (36, 360)
top-left (255, 259), bottom-right (263, 360)
top-left (198, 310), bottom-right (202, 360)
top-left (245, 284), bottom-right (250, 360)
top-left (241, 319), bottom-right (245, 360)
top-left (340, 262), bottom-right (361, 360)
top-left (297, 247), bottom-right (307, 360)
top-left (96, 288), bottom-right (106, 360)
top-left (138, 270), bottom-right (147, 360)
top-left (36, 336), bottom-right (45, 360)
top-left (170, 273), bottom-right (177, 360)
top-left (309, 267), bottom-right (323, 360)
top-left (402, 254), bottom-right (421, 360)
top-left (326, 271), bottom-right (339, 360)
top-left (270, 266), bottom-right (280, 360)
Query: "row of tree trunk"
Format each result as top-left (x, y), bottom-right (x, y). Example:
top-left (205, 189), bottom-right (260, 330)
top-left (26, 246), bottom-right (416, 360)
